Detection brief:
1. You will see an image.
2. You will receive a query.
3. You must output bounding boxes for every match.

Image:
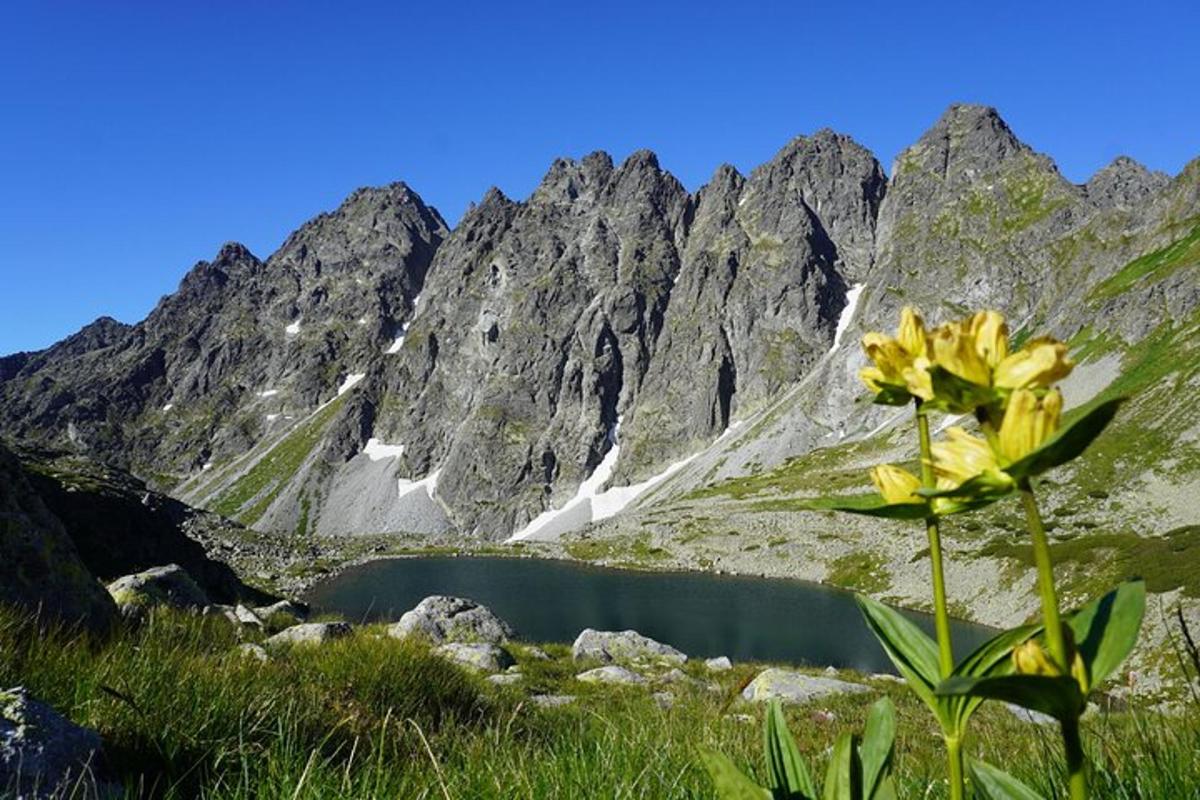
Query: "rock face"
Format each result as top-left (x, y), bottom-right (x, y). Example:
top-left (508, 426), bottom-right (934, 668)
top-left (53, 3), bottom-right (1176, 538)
top-left (433, 642), bottom-right (515, 673)
top-left (264, 622), bottom-right (353, 648)
top-left (0, 444), bottom-right (116, 632)
top-left (571, 629), bottom-right (686, 664)
top-left (105, 564), bottom-right (209, 617)
top-left (388, 596), bottom-right (514, 644)
top-left (742, 669), bottom-right (871, 704)
top-left (1, 103), bottom-right (1198, 556)
top-left (1, 687), bottom-right (107, 799)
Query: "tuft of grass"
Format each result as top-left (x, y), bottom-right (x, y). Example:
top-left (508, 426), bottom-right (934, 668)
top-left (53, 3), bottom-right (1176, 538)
top-left (1089, 220), bottom-right (1200, 301)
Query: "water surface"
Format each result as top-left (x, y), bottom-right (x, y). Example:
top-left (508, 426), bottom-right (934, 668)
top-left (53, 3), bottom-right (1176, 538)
top-left (307, 556), bottom-right (994, 673)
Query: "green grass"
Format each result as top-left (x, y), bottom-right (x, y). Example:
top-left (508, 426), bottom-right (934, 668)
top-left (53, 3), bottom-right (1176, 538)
top-left (1089, 220), bottom-right (1200, 301)
top-left (4, 605), bottom-right (1200, 798)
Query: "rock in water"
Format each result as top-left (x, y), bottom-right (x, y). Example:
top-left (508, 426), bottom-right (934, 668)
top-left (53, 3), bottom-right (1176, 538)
top-left (388, 596), bottom-right (514, 644)
top-left (576, 665), bottom-right (648, 685)
top-left (1, 687), bottom-right (107, 799)
top-left (434, 643), bottom-right (515, 673)
top-left (265, 622), bottom-right (353, 648)
top-left (742, 668), bottom-right (872, 704)
top-left (571, 629), bottom-right (687, 665)
top-left (105, 564), bottom-right (209, 618)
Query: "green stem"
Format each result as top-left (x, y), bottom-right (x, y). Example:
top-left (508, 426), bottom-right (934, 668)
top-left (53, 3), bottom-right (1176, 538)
top-left (916, 404), bottom-right (955, 679)
top-left (915, 402), bottom-right (963, 800)
top-left (1019, 478), bottom-right (1086, 800)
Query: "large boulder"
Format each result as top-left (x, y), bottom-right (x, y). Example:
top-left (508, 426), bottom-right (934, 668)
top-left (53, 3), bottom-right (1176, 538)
top-left (433, 643), bottom-right (515, 673)
top-left (265, 622), bottom-right (353, 648)
top-left (1, 687), bottom-right (108, 799)
top-left (576, 665), bottom-right (648, 685)
top-left (0, 444), bottom-right (116, 632)
top-left (742, 669), bottom-right (872, 704)
top-left (571, 629), bottom-right (686, 665)
top-left (105, 564), bottom-right (208, 618)
top-left (388, 596), bottom-right (513, 644)
top-left (253, 600), bottom-right (308, 628)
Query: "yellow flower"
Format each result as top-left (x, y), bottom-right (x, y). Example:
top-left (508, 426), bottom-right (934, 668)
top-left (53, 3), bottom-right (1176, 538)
top-left (969, 310), bottom-right (1009, 368)
top-left (859, 307), bottom-right (933, 400)
top-left (994, 337), bottom-right (1075, 390)
top-left (870, 464), bottom-right (924, 505)
top-left (1013, 640), bottom-right (1058, 676)
top-left (931, 321), bottom-right (992, 386)
top-left (930, 427), bottom-right (1010, 488)
top-left (997, 389), bottom-right (1062, 463)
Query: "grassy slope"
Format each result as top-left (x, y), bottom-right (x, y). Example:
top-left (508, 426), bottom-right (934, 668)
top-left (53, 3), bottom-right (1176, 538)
top-left (4, 606), bottom-right (1199, 799)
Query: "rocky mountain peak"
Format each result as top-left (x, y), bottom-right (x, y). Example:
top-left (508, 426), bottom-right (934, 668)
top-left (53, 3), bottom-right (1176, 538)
top-left (895, 103), bottom-right (1029, 185)
top-left (1086, 155), bottom-right (1170, 209)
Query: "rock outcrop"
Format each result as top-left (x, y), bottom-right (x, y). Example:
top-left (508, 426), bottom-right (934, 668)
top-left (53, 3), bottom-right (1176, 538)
top-left (106, 564), bottom-right (209, 618)
top-left (1, 687), bottom-right (108, 799)
top-left (388, 596), bottom-right (514, 644)
top-left (571, 629), bottom-right (686, 664)
top-left (741, 669), bottom-right (872, 704)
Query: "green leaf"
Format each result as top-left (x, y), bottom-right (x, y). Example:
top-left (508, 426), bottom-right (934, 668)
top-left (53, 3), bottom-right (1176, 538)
top-left (799, 494), bottom-right (931, 520)
top-left (871, 384), bottom-right (912, 406)
top-left (968, 759), bottom-right (1047, 800)
top-left (764, 700), bottom-right (816, 799)
top-left (700, 750), bottom-right (772, 800)
top-left (821, 733), bottom-right (855, 800)
top-left (854, 595), bottom-right (943, 721)
top-left (859, 698), bottom-right (895, 800)
top-left (947, 623), bottom-right (1041, 728)
top-left (1004, 397), bottom-right (1125, 480)
top-left (937, 674), bottom-right (1084, 722)
top-left (1066, 580), bottom-right (1146, 690)
top-left (926, 366), bottom-right (998, 413)
top-left (917, 471), bottom-right (1014, 501)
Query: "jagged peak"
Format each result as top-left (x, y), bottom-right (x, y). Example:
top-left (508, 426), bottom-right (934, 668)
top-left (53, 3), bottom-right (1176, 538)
top-left (892, 103), bottom-right (1036, 182)
top-left (618, 149), bottom-right (661, 173)
top-left (1085, 155), bottom-right (1171, 209)
top-left (214, 241), bottom-right (258, 263)
top-left (532, 151), bottom-right (617, 204)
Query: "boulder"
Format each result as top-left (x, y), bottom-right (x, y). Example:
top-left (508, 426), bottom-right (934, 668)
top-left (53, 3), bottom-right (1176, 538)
top-left (530, 694), bottom-right (576, 708)
top-left (433, 643), bottom-right (515, 673)
top-left (653, 691), bottom-right (675, 710)
top-left (106, 564), bottom-right (208, 618)
top-left (523, 645), bottom-right (552, 661)
top-left (264, 622), bottom-right (352, 648)
top-left (742, 669), bottom-right (872, 704)
top-left (237, 643), bottom-right (270, 662)
top-left (576, 665), bottom-right (648, 685)
top-left (487, 673), bottom-right (522, 686)
top-left (571, 629), bottom-right (686, 665)
top-left (658, 668), bottom-right (703, 687)
top-left (704, 656), bottom-right (733, 672)
top-left (253, 600), bottom-right (308, 627)
top-left (1, 687), bottom-right (108, 799)
top-left (389, 596), bottom-right (513, 645)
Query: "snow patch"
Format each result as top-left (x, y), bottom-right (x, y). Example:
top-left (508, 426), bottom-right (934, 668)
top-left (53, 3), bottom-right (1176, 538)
top-left (257, 389), bottom-right (279, 398)
top-left (337, 373), bottom-right (366, 396)
top-left (385, 321), bottom-right (412, 354)
top-left (266, 413), bottom-right (280, 422)
top-left (201, 462), bottom-right (213, 471)
top-left (829, 283), bottom-right (865, 354)
top-left (363, 437), bottom-right (405, 461)
top-left (162, 403), bottom-right (174, 412)
top-left (285, 319), bottom-right (301, 335)
top-left (357, 316), bottom-right (368, 325)
top-left (397, 469), bottom-right (440, 501)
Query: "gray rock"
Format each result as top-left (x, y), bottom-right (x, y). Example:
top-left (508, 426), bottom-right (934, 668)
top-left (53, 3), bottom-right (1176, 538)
top-left (529, 694), bottom-right (576, 708)
top-left (652, 691), bottom-right (675, 710)
top-left (1, 687), bottom-right (107, 799)
top-left (265, 622), bottom-right (352, 648)
top-left (389, 596), bottom-right (514, 644)
top-left (106, 564), bottom-right (208, 617)
top-left (704, 656), bottom-right (733, 672)
top-left (742, 668), bottom-right (872, 704)
top-left (238, 643), bottom-right (270, 662)
top-left (657, 668), bottom-right (702, 687)
top-left (433, 643), bottom-right (514, 673)
top-left (571, 629), bottom-right (686, 665)
top-left (523, 646), bottom-right (552, 661)
top-left (576, 665), bottom-right (647, 685)
top-left (253, 600), bottom-right (308, 626)
top-left (486, 673), bottom-right (522, 686)
top-left (1004, 702), bottom-right (1056, 726)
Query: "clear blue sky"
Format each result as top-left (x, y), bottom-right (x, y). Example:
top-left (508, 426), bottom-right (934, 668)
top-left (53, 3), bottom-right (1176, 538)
top-left (2, 1), bottom-right (1197, 354)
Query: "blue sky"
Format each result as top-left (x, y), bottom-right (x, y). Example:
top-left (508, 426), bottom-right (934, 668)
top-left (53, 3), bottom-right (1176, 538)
top-left (2, 1), bottom-right (1197, 354)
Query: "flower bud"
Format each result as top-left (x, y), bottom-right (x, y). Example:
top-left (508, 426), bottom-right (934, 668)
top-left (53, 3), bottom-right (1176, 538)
top-left (997, 389), bottom-right (1062, 463)
top-left (969, 310), bottom-right (1009, 368)
top-left (1013, 640), bottom-right (1059, 676)
top-left (870, 464), bottom-right (923, 505)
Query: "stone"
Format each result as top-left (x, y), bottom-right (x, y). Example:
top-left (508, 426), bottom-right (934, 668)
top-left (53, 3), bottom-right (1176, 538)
top-left (576, 665), bottom-right (647, 685)
top-left (433, 643), bottom-right (515, 673)
top-left (106, 564), bottom-right (208, 618)
top-left (238, 643), bottom-right (270, 662)
top-left (652, 691), bottom-right (675, 710)
top-left (571, 629), bottom-right (686, 665)
top-left (704, 656), bottom-right (733, 672)
top-left (530, 694), bottom-right (576, 708)
top-left (1004, 702), bottom-right (1056, 726)
top-left (741, 669), bottom-right (872, 704)
top-left (486, 673), bottom-right (522, 686)
top-left (1, 687), bottom-right (108, 799)
top-left (264, 622), bottom-right (352, 648)
top-left (253, 600), bottom-right (308, 627)
top-left (389, 596), bottom-right (514, 645)
top-left (658, 668), bottom-right (702, 687)
top-left (523, 646), bottom-right (552, 661)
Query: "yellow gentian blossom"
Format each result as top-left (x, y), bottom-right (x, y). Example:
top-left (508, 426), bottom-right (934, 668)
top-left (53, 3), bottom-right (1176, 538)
top-left (998, 389), bottom-right (1063, 463)
top-left (993, 338), bottom-right (1074, 390)
top-left (930, 320), bottom-right (992, 386)
top-left (870, 464), bottom-right (924, 505)
top-left (929, 427), bottom-right (1013, 490)
top-left (969, 310), bottom-right (1009, 368)
top-left (859, 307), bottom-right (934, 401)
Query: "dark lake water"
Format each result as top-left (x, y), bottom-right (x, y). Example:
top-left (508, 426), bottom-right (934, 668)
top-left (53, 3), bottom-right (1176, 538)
top-left (306, 556), bottom-right (995, 673)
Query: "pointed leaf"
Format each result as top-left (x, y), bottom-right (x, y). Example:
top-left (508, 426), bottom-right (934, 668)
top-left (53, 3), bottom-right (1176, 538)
top-left (871, 385), bottom-right (913, 406)
top-left (859, 698), bottom-right (895, 799)
top-left (1005, 397), bottom-right (1125, 480)
top-left (926, 366), bottom-right (999, 413)
top-left (870, 775), bottom-right (898, 800)
top-left (968, 758), bottom-right (1047, 800)
top-left (700, 750), bottom-right (772, 800)
top-left (948, 623), bottom-right (1041, 728)
top-left (821, 733), bottom-right (855, 800)
top-left (799, 494), bottom-right (931, 520)
top-left (1066, 580), bottom-right (1146, 690)
top-left (937, 675), bottom-right (1083, 722)
top-left (765, 700), bottom-right (816, 799)
top-left (855, 594), bottom-right (941, 718)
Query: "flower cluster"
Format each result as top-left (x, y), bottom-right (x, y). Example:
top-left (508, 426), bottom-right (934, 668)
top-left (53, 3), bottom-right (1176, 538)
top-left (860, 308), bottom-right (1074, 509)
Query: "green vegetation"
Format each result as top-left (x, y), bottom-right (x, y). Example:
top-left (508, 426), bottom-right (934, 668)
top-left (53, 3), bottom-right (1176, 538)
top-left (1089, 221), bottom-right (1200, 301)
top-left (210, 396), bottom-right (347, 525)
top-left (4, 606), bottom-right (1200, 798)
top-left (827, 551), bottom-right (891, 594)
